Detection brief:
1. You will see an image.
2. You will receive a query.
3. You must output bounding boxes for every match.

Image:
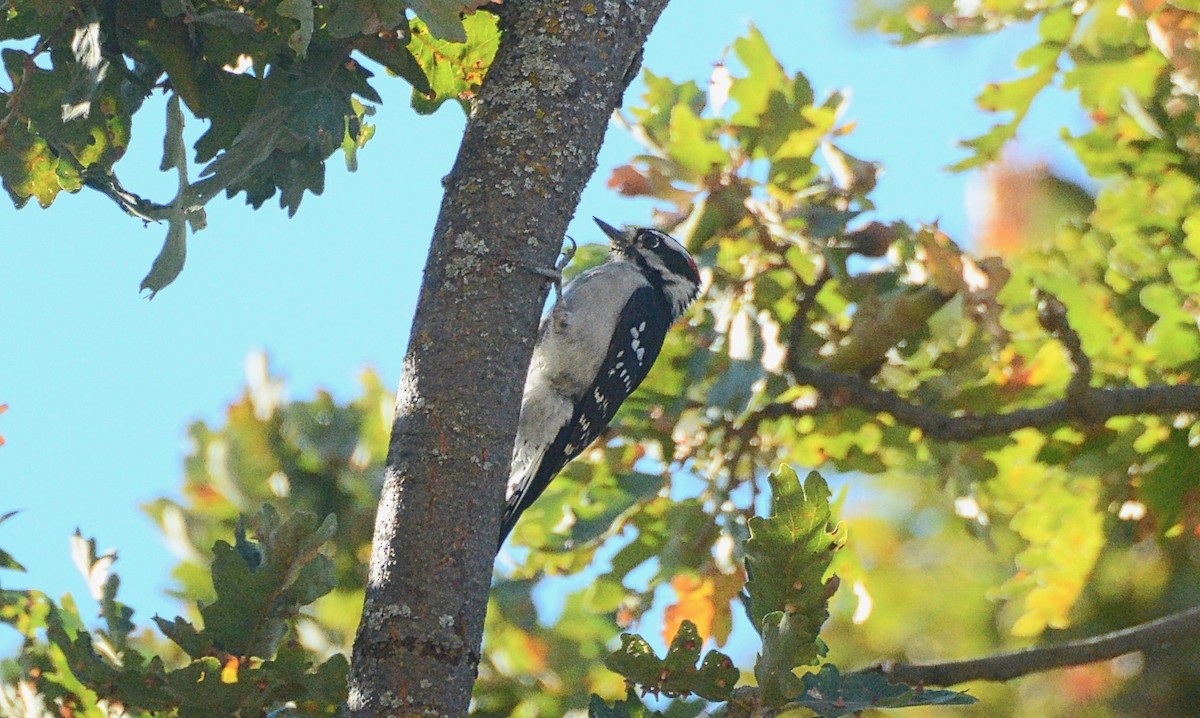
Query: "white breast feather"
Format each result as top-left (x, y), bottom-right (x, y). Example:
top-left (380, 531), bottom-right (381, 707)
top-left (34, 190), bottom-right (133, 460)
top-left (506, 263), bottom-right (649, 498)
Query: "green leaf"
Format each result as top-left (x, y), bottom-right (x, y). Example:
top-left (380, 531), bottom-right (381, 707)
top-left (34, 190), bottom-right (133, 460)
top-left (667, 103), bottom-right (726, 176)
top-left (0, 0), bottom-right (71, 40)
top-left (631, 71), bottom-right (707, 149)
top-left (1140, 282), bottom-right (1188, 322)
top-left (141, 218), bottom-right (188, 298)
top-left (0, 123), bottom-right (64, 207)
top-left (603, 620), bottom-right (737, 701)
top-left (407, 0), bottom-right (470, 42)
top-left (193, 43), bottom-right (380, 217)
top-left (0, 43), bottom-right (131, 207)
top-left (0, 511), bottom-right (25, 572)
top-left (792, 665), bottom-right (977, 717)
top-left (355, 33), bottom-right (432, 95)
top-left (61, 14), bottom-right (110, 121)
top-left (977, 68), bottom-right (1056, 114)
top-left (277, 0), bottom-right (315, 57)
top-left (949, 65), bottom-right (1056, 170)
top-left (160, 93), bottom-right (187, 173)
top-left (1184, 215), bottom-right (1200, 260)
top-left (153, 506), bottom-right (337, 659)
top-left (579, 469), bottom-right (662, 531)
top-left (1147, 318), bottom-right (1200, 369)
top-left (824, 284), bottom-right (953, 372)
top-left (1038, 5), bottom-right (1076, 44)
top-left (756, 611), bottom-right (810, 707)
top-left (1063, 51), bottom-right (1167, 115)
top-left (0, 547), bottom-right (26, 572)
top-left (407, 12), bottom-right (500, 114)
top-left (950, 121), bottom-right (1019, 172)
top-left (728, 24), bottom-right (789, 126)
top-left (154, 614), bottom-right (213, 658)
top-left (984, 436), bottom-right (1105, 636)
top-left (588, 689), bottom-right (666, 717)
top-left (327, 0), bottom-right (406, 39)
top-left (47, 606), bottom-right (179, 712)
top-left (744, 469), bottom-right (844, 706)
top-left (342, 98), bottom-right (377, 171)
top-left (191, 10), bottom-right (258, 34)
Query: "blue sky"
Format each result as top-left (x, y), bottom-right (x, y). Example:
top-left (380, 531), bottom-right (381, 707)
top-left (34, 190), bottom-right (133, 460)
top-left (1, 3), bottom-right (1087, 632)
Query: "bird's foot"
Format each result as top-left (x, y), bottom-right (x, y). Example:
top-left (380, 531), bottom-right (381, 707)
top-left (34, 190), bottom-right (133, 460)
top-left (524, 236), bottom-right (577, 302)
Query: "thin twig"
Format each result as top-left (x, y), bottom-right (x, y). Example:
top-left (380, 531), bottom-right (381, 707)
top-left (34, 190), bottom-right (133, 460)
top-left (81, 169), bottom-right (175, 221)
top-left (861, 604), bottom-right (1200, 686)
top-left (784, 261), bottom-right (832, 379)
top-left (1035, 289), bottom-right (1092, 402)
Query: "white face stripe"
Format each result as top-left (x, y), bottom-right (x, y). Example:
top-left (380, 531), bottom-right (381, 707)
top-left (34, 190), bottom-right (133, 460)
top-left (661, 234), bottom-right (687, 256)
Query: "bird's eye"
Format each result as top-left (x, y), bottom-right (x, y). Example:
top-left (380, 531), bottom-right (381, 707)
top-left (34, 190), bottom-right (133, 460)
top-left (642, 232), bottom-right (661, 248)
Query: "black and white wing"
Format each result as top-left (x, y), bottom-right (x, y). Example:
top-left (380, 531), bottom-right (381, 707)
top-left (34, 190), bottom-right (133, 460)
top-left (501, 285), bottom-right (673, 542)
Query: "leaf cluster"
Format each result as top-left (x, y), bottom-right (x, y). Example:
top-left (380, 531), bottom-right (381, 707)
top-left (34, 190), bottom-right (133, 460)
top-left (0, 0), bottom-right (500, 293)
top-left (143, 359), bottom-right (392, 654)
top-left (1, 505), bottom-right (345, 717)
top-left (594, 469), bottom-right (974, 715)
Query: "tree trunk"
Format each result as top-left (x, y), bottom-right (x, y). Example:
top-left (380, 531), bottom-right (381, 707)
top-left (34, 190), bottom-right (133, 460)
top-left (346, 1), bottom-right (672, 714)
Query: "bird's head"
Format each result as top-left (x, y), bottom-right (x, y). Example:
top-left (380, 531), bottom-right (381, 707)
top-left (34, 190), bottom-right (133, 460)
top-left (593, 217), bottom-right (701, 315)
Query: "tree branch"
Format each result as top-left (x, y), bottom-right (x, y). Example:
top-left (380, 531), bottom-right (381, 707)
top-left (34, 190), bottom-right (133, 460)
top-left (346, 2), bottom-right (672, 715)
top-left (775, 283), bottom-right (1200, 441)
top-left (713, 607), bottom-right (1200, 716)
top-left (863, 604), bottom-right (1200, 686)
top-left (773, 254), bottom-right (1200, 442)
top-left (784, 363), bottom-right (1200, 442)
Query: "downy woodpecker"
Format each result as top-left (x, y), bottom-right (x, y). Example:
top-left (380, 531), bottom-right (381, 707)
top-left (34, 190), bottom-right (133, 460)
top-left (501, 218), bottom-right (701, 544)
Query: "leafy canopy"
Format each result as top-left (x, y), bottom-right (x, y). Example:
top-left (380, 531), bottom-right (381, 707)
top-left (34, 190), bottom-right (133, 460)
top-left (6, 2), bottom-right (1200, 716)
top-left (0, 0), bottom-right (499, 294)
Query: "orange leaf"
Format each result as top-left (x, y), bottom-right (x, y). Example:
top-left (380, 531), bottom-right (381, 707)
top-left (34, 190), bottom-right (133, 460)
top-left (518, 632), bottom-right (550, 672)
top-left (906, 3), bottom-right (934, 24)
top-left (607, 164), bottom-right (652, 197)
top-left (663, 574), bottom-right (716, 645)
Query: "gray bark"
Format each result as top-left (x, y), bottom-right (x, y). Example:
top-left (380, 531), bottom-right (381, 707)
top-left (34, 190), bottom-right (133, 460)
top-left (346, 1), bottom-right (672, 715)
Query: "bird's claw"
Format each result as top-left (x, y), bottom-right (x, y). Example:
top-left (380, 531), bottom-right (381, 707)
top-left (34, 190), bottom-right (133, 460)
top-left (524, 236), bottom-right (577, 302)
top-left (551, 236), bottom-right (577, 300)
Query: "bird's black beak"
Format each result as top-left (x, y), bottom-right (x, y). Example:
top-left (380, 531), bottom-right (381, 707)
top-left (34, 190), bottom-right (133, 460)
top-left (593, 217), bottom-right (628, 248)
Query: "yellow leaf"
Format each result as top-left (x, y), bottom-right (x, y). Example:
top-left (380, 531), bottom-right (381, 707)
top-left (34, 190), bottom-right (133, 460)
top-left (1023, 342), bottom-right (1071, 389)
top-left (709, 569), bottom-right (747, 647)
top-left (221, 656), bottom-right (240, 683)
